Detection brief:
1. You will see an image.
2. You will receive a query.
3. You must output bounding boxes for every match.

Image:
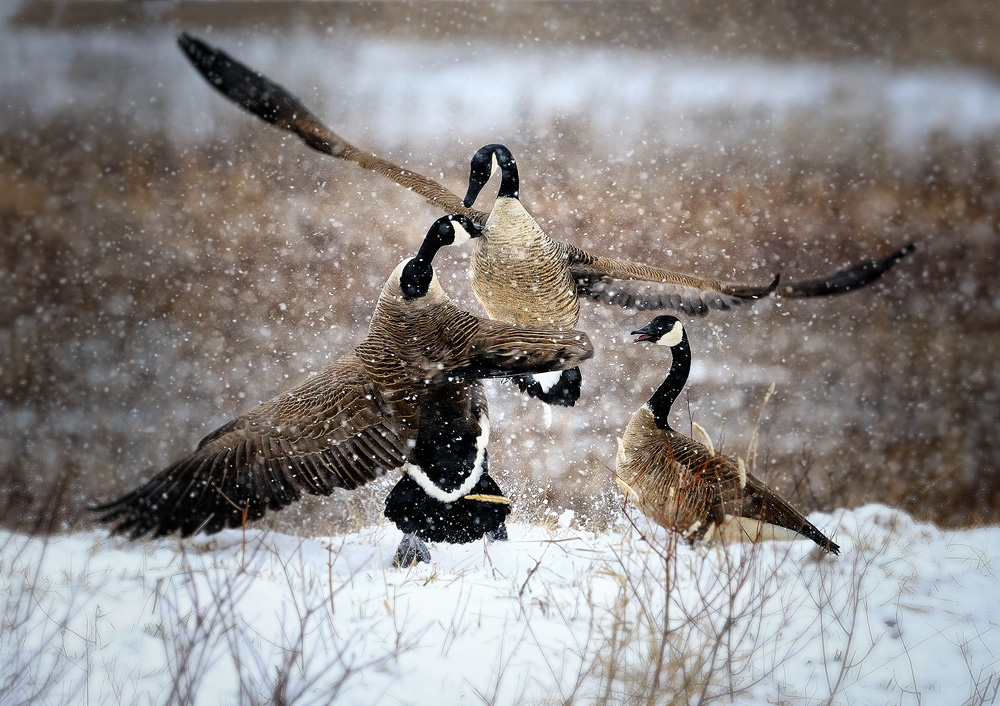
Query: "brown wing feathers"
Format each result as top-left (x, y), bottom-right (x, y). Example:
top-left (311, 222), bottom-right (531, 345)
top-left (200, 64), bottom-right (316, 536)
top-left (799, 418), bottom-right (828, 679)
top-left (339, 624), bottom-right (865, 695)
top-left (93, 355), bottom-right (413, 539)
top-left (455, 321), bottom-right (595, 380)
top-left (176, 33), bottom-right (486, 225)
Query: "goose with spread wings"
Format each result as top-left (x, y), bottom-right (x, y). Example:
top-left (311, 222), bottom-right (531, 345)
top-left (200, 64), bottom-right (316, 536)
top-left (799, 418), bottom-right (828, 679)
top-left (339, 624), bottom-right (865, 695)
top-left (93, 215), bottom-right (594, 565)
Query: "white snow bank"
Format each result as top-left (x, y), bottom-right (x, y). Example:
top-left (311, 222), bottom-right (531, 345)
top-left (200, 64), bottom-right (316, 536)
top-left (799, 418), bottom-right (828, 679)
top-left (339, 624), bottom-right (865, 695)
top-left (2, 504), bottom-right (998, 705)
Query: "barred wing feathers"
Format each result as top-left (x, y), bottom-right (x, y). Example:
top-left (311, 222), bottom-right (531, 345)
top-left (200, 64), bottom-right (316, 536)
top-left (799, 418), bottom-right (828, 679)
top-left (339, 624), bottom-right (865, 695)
top-left (451, 318), bottom-right (595, 380)
top-left (93, 354), bottom-right (416, 539)
top-left (565, 242), bottom-right (779, 316)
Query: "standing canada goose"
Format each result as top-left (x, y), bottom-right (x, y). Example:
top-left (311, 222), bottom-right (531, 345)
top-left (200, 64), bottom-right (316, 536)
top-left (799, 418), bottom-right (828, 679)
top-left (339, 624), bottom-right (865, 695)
top-left (616, 315), bottom-right (839, 554)
top-left (92, 215), bottom-right (595, 565)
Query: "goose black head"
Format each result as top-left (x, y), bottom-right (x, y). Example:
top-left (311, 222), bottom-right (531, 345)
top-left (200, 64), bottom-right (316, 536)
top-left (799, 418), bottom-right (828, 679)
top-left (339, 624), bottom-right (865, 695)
top-left (401, 215), bottom-right (483, 300)
top-left (463, 143), bottom-right (519, 207)
top-left (631, 315), bottom-right (685, 347)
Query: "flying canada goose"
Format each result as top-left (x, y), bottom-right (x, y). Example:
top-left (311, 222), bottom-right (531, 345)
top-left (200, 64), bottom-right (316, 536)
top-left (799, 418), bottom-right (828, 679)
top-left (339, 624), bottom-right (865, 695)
top-left (176, 34), bottom-right (915, 406)
top-left (92, 215), bottom-right (595, 565)
top-left (616, 315), bottom-right (840, 554)
top-left (462, 144), bottom-right (585, 407)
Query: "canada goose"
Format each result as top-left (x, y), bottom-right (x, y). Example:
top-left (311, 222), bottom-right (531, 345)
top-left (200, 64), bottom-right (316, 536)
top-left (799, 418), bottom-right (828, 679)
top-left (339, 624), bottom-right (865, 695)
top-left (616, 315), bottom-right (840, 554)
top-left (461, 143), bottom-right (585, 406)
top-left (175, 33), bottom-right (914, 303)
top-left (93, 215), bottom-right (594, 565)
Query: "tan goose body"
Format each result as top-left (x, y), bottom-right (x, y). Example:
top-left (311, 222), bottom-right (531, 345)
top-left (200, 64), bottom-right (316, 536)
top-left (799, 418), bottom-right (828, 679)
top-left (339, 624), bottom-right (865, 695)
top-left (617, 316), bottom-right (839, 554)
top-left (94, 217), bottom-right (595, 541)
top-left (617, 405), bottom-right (721, 534)
top-left (617, 407), bottom-right (825, 545)
top-left (472, 197), bottom-right (580, 329)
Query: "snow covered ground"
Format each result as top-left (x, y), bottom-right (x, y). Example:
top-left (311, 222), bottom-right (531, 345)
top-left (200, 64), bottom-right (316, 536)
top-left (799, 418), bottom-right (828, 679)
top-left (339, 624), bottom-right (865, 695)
top-left (3, 504), bottom-right (998, 705)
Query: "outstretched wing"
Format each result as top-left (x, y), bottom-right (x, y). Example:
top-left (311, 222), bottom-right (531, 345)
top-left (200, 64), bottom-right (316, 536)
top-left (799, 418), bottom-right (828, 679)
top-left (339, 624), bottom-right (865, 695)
top-left (564, 242), bottom-right (779, 316)
top-left (178, 33), bottom-right (912, 313)
top-left (567, 240), bottom-right (914, 316)
top-left (444, 318), bottom-right (595, 381)
top-left (92, 354), bottom-right (417, 539)
top-left (177, 33), bottom-right (486, 224)
top-left (775, 242), bottom-right (916, 298)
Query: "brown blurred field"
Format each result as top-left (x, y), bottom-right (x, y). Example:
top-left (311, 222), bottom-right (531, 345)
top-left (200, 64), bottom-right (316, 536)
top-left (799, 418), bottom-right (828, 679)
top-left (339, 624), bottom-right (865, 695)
top-left (2, 1), bottom-right (999, 536)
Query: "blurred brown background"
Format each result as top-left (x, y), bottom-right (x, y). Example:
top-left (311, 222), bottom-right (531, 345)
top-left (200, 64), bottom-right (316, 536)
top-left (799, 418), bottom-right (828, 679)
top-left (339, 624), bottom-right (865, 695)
top-left (2, 0), bottom-right (998, 535)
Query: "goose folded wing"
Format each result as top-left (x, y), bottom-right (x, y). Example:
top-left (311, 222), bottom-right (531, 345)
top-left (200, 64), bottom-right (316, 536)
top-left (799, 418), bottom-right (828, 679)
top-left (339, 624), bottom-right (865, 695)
top-left (684, 449), bottom-right (805, 532)
top-left (728, 472), bottom-right (841, 553)
top-left (177, 33), bottom-right (485, 222)
top-left (564, 242), bottom-right (779, 316)
top-left (92, 355), bottom-right (416, 539)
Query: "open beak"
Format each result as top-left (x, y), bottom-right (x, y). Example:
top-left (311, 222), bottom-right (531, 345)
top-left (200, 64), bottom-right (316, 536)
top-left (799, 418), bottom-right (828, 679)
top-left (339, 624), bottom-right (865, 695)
top-left (630, 327), bottom-right (654, 342)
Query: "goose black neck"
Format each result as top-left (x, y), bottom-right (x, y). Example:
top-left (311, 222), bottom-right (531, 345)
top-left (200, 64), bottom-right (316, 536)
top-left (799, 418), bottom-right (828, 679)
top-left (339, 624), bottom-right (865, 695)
top-left (400, 241), bottom-right (442, 300)
top-left (647, 333), bottom-right (691, 431)
top-left (495, 147), bottom-right (520, 200)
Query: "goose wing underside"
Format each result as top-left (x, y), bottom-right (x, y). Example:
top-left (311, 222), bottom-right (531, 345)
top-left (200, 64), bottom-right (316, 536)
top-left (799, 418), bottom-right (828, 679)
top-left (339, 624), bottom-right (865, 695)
top-left (564, 243), bottom-right (778, 316)
top-left (567, 241), bottom-right (914, 316)
top-left (177, 33), bottom-right (487, 224)
top-left (93, 355), bottom-right (416, 539)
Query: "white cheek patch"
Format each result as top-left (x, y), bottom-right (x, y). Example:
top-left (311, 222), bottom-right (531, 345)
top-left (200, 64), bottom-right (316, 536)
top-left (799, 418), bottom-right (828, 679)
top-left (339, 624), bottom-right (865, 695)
top-left (532, 370), bottom-right (563, 393)
top-left (404, 416), bottom-right (490, 503)
top-left (657, 322), bottom-right (685, 347)
top-left (491, 152), bottom-right (500, 179)
top-left (451, 221), bottom-right (473, 245)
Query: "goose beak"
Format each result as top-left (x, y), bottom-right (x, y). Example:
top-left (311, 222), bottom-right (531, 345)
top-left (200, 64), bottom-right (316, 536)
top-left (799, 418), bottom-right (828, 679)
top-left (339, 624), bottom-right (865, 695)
top-left (463, 181), bottom-right (484, 208)
top-left (630, 326), bottom-right (654, 342)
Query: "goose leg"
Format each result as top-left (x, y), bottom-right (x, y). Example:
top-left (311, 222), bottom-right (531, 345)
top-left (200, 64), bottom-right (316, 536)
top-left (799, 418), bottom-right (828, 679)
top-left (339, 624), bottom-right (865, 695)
top-left (393, 532), bottom-right (432, 568)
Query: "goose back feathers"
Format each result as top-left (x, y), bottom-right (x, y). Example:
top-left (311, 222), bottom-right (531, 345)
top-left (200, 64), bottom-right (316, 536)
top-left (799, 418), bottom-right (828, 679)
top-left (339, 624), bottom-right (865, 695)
top-left (616, 315), bottom-right (840, 554)
top-left (93, 215), bottom-right (594, 540)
